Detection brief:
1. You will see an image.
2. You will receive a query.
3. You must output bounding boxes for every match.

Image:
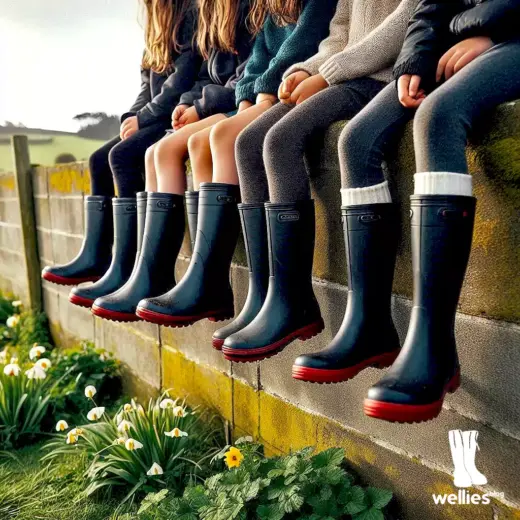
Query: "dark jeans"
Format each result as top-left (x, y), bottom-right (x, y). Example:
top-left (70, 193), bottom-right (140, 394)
top-left (89, 121), bottom-right (169, 197)
top-left (339, 39), bottom-right (520, 189)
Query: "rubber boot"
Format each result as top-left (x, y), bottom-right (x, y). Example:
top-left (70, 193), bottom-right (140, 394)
top-left (222, 200), bottom-right (324, 362)
top-left (462, 430), bottom-right (487, 485)
top-left (364, 195), bottom-right (476, 423)
top-left (92, 193), bottom-right (186, 322)
top-left (42, 196), bottom-right (112, 285)
top-left (293, 203), bottom-right (401, 383)
top-left (185, 191), bottom-right (199, 250)
top-left (69, 194), bottom-right (144, 308)
top-left (449, 430), bottom-right (473, 488)
top-left (136, 183), bottom-right (240, 326)
top-left (212, 203), bottom-right (269, 350)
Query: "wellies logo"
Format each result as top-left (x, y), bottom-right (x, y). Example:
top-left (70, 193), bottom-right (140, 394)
top-left (432, 430), bottom-right (499, 506)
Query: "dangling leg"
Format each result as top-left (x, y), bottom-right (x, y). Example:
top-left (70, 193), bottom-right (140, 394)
top-left (42, 137), bottom-right (119, 286)
top-left (144, 142), bottom-right (159, 192)
top-left (365, 40), bottom-right (520, 423)
top-left (137, 103), bottom-right (274, 326)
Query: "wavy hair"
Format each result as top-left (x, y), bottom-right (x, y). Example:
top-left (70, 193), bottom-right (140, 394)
top-left (247, 0), bottom-right (302, 35)
top-left (141, 0), bottom-right (192, 73)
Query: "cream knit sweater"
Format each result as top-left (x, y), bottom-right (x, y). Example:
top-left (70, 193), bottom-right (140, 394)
top-left (285, 0), bottom-right (418, 85)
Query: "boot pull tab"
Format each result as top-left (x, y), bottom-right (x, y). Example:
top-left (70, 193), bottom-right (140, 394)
top-left (217, 195), bottom-right (235, 204)
top-left (439, 208), bottom-right (468, 221)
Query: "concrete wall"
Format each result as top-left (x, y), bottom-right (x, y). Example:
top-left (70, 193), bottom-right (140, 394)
top-left (1, 103), bottom-right (519, 519)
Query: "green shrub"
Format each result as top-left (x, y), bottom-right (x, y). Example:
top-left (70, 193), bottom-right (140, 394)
top-left (44, 393), bottom-right (224, 505)
top-left (141, 440), bottom-right (393, 520)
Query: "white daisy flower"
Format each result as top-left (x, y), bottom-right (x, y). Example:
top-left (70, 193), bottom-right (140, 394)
top-left (36, 358), bottom-right (51, 370)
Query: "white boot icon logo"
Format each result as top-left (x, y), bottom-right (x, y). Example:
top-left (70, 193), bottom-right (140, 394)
top-left (449, 430), bottom-right (488, 488)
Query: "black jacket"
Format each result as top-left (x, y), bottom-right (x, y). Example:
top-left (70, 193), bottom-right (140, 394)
top-left (121, 5), bottom-right (202, 128)
top-left (393, 0), bottom-right (520, 89)
top-left (178, 0), bottom-right (254, 118)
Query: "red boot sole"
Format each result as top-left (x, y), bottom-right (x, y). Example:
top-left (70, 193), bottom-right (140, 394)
top-left (292, 350), bottom-right (400, 384)
top-left (135, 307), bottom-right (233, 328)
top-left (42, 271), bottom-right (100, 286)
top-left (221, 319), bottom-right (324, 363)
top-left (363, 371), bottom-right (461, 424)
top-left (212, 337), bottom-right (225, 350)
top-left (69, 293), bottom-right (95, 309)
top-left (91, 304), bottom-right (141, 323)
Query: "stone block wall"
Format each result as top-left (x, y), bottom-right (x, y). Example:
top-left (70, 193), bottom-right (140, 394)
top-left (1, 101), bottom-right (520, 519)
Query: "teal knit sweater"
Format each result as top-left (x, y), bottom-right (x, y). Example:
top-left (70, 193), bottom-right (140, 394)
top-left (235, 0), bottom-right (339, 104)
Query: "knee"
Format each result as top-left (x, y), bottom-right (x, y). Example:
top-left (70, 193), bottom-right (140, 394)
top-left (144, 143), bottom-right (156, 167)
top-left (89, 145), bottom-right (109, 172)
top-left (108, 141), bottom-right (127, 172)
top-left (263, 121), bottom-right (288, 159)
top-left (414, 93), bottom-right (461, 137)
top-left (235, 123), bottom-right (263, 166)
top-left (154, 136), bottom-right (180, 166)
top-left (209, 119), bottom-right (234, 152)
top-left (187, 130), bottom-right (210, 159)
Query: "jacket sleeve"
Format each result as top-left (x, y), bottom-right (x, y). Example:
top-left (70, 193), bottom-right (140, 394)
top-left (136, 9), bottom-right (201, 128)
top-left (318, 0), bottom-right (418, 85)
top-left (450, 0), bottom-right (520, 42)
top-left (283, 0), bottom-right (351, 79)
top-left (121, 68), bottom-right (152, 123)
top-left (393, 0), bottom-right (461, 90)
top-left (235, 29), bottom-right (271, 104)
top-left (178, 60), bottom-right (213, 107)
top-left (253, 0), bottom-right (339, 96)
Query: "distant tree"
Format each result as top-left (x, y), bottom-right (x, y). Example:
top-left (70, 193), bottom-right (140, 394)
top-left (74, 112), bottom-right (120, 140)
top-left (55, 153), bottom-right (77, 164)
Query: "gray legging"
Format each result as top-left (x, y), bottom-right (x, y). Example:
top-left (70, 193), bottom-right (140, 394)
top-left (236, 78), bottom-right (385, 203)
top-left (340, 39), bottom-right (520, 189)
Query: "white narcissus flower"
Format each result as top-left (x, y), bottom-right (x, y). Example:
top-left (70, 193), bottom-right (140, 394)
top-left (12, 300), bottom-right (22, 308)
top-left (0, 349), bottom-right (8, 364)
top-left (114, 437), bottom-right (126, 445)
top-left (3, 363), bottom-right (21, 377)
top-left (56, 420), bottom-right (69, 432)
top-left (123, 403), bottom-right (133, 412)
top-left (147, 463), bottom-right (164, 476)
top-left (125, 438), bottom-right (143, 451)
top-left (25, 365), bottom-right (47, 380)
top-left (165, 428), bottom-right (188, 438)
top-left (29, 345), bottom-right (46, 360)
top-left (172, 406), bottom-right (186, 418)
top-left (159, 398), bottom-right (175, 410)
top-left (66, 428), bottom-right (83, 445)
top-left (36, 358), bottom-right (51, 370)
top-left (6, 315), bottom-right (20, 328)
top-left (84, 385), bottom-right (97, 398)
top-left (87, 407), bottom-right (105, 421)
top-left (117, 420), bottom-right (133, 433)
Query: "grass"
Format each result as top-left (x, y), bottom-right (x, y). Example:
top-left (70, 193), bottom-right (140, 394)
top-left (0, 442), bottom-right (135, 520)
top-left (0, 134), bottom-right (104, 173)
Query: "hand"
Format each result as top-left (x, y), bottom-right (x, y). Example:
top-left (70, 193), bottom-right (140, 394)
top-left (177, 106), bottom-right (200, 129)
top-left (172, 104), bottom-right (189, 130)
top-left (436, 36), bottom-right (493, 82)
top-left (397, 75), bottom-right (426, 109)
top-left (278, 71), bottom-right (310, 103)
top-left (238, 100), bottom-right (253, 112)
top-left (120, 116), bottom-right (139, 140)
top-left (290, 74), bottom-right (328, 105)
top-left (256, 93), bottom-right (277, 106)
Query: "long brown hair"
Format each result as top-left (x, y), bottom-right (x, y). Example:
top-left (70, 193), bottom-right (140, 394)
top-left (248, 0), bottom-right (302, 36)
top-left (141, 0), bottom-right (192, 73)
top-left (197, 0), bottom-right (242, 59)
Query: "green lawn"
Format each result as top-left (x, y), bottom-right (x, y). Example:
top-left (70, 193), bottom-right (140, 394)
top-left (0, 134), bottom-right (105, 173)
top-left (0, 442), bottom-right (133, 520)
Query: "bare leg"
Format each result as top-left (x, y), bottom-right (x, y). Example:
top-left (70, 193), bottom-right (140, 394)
top-left (188, 126), bottom-right (215, 190)
top-left (144, 142), bottom-right (158, 192)
top-left (155, 115), bottom-right (226, 194)
top-left (210, 102), bottom-right (275, 184)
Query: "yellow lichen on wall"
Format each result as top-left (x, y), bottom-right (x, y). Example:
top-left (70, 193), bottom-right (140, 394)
top-left (48, 165), bottom-right (91, 194)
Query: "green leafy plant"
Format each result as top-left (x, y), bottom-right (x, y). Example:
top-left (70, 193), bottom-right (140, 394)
top-left (148, 440), bottom-right (393, 520)
top-left (44, 392), bottom-right (224, 506)
top-left (48, 342), bottom-right (122, 421)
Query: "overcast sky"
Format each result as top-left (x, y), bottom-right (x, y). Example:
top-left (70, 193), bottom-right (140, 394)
top-left (0, 0), bottom-right (145, 131)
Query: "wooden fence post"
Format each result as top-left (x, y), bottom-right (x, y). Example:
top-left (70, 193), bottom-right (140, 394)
top-left (12, 135), bottom-right (42, 312)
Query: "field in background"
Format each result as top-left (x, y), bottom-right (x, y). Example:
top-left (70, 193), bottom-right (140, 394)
top-left (0, 133), bottom-right (104, 173)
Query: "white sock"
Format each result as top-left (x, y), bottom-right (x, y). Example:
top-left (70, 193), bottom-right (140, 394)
top-left (341, 181), bottom-right (392, 206)
top-left (414, 172), bottom-right (472, 196)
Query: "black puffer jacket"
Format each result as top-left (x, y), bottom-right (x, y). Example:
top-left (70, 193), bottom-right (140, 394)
top-left (178, 0), bottom-right (254, 118)
top-left (393, 0), bottom-right (520, 89)
top-left (121, 4), bottom-right (202, 128)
